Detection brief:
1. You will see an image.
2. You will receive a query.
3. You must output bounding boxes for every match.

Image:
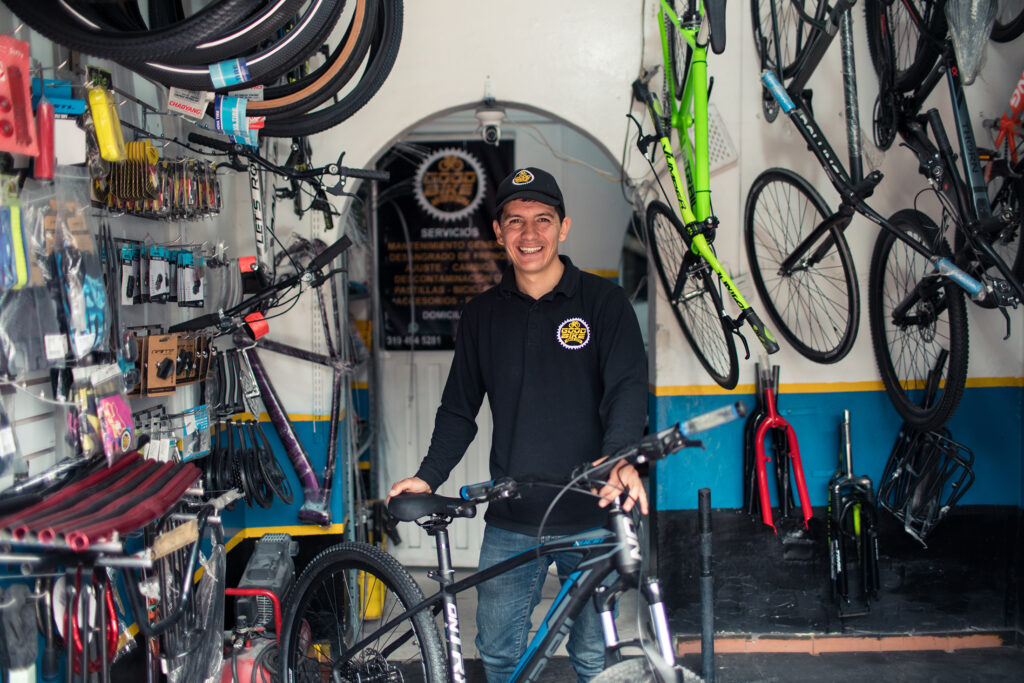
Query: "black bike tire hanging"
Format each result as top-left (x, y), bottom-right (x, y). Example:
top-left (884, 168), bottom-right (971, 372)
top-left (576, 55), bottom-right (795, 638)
top-left (867, 209), bottom-right (969, 432)
top-left (259, 0), bottom-right (402, 137)
top-left (1, 0), bottom-right (263, 61)
top-left (120, 0), bottom-right (347, 91)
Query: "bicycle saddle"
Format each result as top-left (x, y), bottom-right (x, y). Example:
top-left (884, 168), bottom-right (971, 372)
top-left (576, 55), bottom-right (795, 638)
top-left (388, 493), bottom-right (475, 522)
top-left (708, 0), bottom-right (727, 55)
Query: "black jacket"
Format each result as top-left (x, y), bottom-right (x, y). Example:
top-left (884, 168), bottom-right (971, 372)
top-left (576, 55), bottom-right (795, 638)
top-left (415, 256), bottom-right (648, 534)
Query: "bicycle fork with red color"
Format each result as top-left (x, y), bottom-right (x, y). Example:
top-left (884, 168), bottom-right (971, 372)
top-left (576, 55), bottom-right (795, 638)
top-left (752, 366), bottom-right (813, 533)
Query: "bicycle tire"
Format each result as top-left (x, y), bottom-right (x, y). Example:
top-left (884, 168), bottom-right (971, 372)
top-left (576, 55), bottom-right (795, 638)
top-left (646, 201), bottom-right (739, 389)
top-left (595, 657), bottom-right (704, 683)
top-left (280, 542), bottom-right (447, 683)
top-left (122, 0), bottom-right (347, 91)
top-left (864, 0), bottom-right (946, 92)
top-left (992, 0), bottom-right (1024, 41)
top-left (744, 168), bottom-right (859, 364)
top-left (750, 0), bottom-right (814, 79)
top-left (248, 0), bottom-right (377, 118)
top-left (667, 1), bottom-right (690, 101)
top-left (260, 0), bottom-right (402, 137)
top-left (867, 209), bottom-right (969, 432)
top-left (2, 0), bottom-right (262, 61)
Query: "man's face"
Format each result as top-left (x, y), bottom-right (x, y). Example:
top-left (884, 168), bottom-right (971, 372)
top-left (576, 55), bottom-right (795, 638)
top-left (493, 199), bottom-right (571, 278)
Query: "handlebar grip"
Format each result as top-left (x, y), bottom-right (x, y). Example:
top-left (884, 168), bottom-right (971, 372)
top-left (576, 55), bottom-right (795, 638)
top-left (168, 312), bottom-right (224, 333)
top-left (460, 480), bottom-right (494, 501)
top-left (746, 309), bottom-right (780, 354)
top-left (307, 235), bottom-right (353, 274)
top-left (338, 166), bottom-right (390, 182)
top-left (188, 132), bottom-right (236, 153)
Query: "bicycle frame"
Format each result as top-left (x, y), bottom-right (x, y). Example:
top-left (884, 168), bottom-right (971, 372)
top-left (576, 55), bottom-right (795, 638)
top-left (758, 2), bottom-right (993, 301)
top-left (340, 507), bottom-right (677, 683)
top-left (638, 0), bottom-right (780, 353)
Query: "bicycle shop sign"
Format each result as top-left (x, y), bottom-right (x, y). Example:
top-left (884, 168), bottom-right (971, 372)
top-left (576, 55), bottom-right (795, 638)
top-left (379, 142), bottom-right (512, 350)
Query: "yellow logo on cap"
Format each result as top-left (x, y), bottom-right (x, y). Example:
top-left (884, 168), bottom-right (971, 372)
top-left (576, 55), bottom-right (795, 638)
top-left (557, 318), bottom-right (590, 350)
top-left (512, 170), bottom-right (534, 185)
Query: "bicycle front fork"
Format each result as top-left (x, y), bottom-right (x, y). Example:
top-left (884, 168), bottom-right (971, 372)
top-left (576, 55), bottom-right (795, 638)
top-left (595, 578), bottom-right (677, 670)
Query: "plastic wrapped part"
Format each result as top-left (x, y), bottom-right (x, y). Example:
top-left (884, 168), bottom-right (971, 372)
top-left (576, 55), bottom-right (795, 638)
top-left (945, 0), bottom-right (997, 85)
top-left (165, 542), bottom-right (225, 683)
top-left (0, 393), bottom-right (22, 478)
top-left (54, 167), bottom-right (109, 361)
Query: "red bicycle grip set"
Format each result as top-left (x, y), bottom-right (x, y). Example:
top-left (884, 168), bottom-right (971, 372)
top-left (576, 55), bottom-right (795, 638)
top-left (0, 450), bottom-right (201, 550)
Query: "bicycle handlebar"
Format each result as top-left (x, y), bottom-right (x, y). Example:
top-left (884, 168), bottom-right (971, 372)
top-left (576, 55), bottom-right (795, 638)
top-left (187, 132), bottom-right (390, 182)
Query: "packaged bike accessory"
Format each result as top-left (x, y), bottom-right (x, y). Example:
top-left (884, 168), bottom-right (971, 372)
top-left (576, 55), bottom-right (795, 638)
top-left (34, 90), bottom-right (54, 180)
top-left (85, 86), bottom-right (126, 162)
top-left (148, 246), bottom-right (170, 303)
top-left (54, 168), bottom-right (108, 360)
top-left (182, 404), bottom-right (211, 462)
top-left (177, 250), bottom-right (205, 307)
top-left (0, 36), bottom-right (39, 158)
top-left (0, 203), bottom-right (31, 292)
top-left (0, 394), bottom-right (22, 478)
top-left (144, 333), bottom-right (178, 396)
top-left (91, 363), bottom-right (134, 465)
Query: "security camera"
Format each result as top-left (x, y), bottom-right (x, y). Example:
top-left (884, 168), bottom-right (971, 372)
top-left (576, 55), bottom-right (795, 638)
top-left (475, 105), bottom-right (505, 146)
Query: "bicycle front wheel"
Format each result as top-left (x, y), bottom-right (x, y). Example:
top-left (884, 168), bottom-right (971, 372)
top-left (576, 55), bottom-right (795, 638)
top-left (992, 0), bottom-right (1024, 41)
top-left (280, 542), bottom-right (447, 683)
top-left (594, 657), bottom-right (704, 682)
top-left (744, 168), bottom-right (859, 364)
top-left (646, 201), bottom-right (739, 389)
top-left (751, 0), bottom-right (814, 78)
top-left (868, 210), bottom-right (969, 432)
top-left (864, 0), bottom-right (946, 92)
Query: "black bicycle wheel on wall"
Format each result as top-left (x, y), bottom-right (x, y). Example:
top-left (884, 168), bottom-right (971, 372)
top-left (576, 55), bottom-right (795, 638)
top-left (864, 0), bottom-right (946, 92)
top-left (646, 200), bottom-right (739, 390)
top-left (744, 168), bottom-right (860, 364)
top-left (868, 209), bottom-right (969, 432)
top-left (992, 0), bottom-right (1024, 42)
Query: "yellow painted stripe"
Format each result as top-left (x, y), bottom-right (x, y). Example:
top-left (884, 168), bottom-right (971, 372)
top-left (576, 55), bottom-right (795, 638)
top-left (676, 632), bottom-right (1005, 655)
top-left (653, 377), bottom-right (1024, 396)
top-left (224, 523), bottom-right (347, 553)
top-left (583, 268), bottom-right (619, 278)
top-left (225, 411), bottom-right (347, 422)
top-left (352, 381), bottom-right (369, 389)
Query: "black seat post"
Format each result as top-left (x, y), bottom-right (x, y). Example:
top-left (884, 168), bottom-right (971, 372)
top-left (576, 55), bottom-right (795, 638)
top-left (424, 517), bottom-right (467, 673)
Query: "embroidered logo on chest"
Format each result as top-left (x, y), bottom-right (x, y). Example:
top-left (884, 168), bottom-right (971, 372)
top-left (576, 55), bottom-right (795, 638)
top-left (556, 317), bottom-right (590, 350)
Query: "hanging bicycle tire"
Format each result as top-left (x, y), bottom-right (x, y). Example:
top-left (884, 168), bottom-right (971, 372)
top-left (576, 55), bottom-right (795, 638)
top-left (259, 0), bottom-right (402, 137)
top-left (121, 0), bottom-right (347, 91)
top-left (666, 1), bottom-right (690, 102)
top-left (248, 0), bottom-right (379, 118)
top-left (1, 0), bottom-right (263, 61)
top-left (992, 0), bottom-right (1024, 41)
top-left (978, 158), bottom-right (1024, 282)
top-left (646, 201), bottom-right (739, 390)
top-left (744, 168), bottom-right (859, 364)
top-left (864, 0), bottom-right (947, 93)
top-left (280, 542), bottom-right (447, 683)
top-left (868, 209), bottom-right (969, 432)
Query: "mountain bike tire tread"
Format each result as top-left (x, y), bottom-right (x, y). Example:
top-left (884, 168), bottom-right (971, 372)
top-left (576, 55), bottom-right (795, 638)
top-left (863, 0), bottom-right (946, 92)
top-left (280, 542), bottom-right (447, 683)
top-left (593, 657), bottom-right (704, 682)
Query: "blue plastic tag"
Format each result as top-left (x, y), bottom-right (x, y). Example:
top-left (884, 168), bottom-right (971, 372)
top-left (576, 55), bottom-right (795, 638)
top-left (209, 59), bottom-right (250, 89)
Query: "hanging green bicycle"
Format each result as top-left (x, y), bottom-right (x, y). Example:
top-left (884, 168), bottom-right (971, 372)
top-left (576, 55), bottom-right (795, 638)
top-left (632, 0), bottom-right (779, 389)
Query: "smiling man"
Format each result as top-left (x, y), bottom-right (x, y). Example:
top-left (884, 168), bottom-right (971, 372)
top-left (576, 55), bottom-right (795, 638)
top-left (387, 167), bottom-right (648, 682)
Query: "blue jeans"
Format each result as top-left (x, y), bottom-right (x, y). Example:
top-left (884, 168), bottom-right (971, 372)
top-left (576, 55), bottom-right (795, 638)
top-left (475, 525), bottom-right (606, 683)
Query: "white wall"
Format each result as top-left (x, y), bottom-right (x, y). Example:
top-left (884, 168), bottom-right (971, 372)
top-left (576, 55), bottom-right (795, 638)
top-left (311, 0), bottom-right (1023, 390)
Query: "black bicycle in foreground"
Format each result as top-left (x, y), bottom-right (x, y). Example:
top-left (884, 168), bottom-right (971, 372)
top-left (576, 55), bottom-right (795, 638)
top-left (279, 402), bottom-right (748, 682)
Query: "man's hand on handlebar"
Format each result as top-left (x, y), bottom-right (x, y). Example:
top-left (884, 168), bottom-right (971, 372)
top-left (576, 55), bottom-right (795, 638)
top-left (595, 460), bottom-right (649, 515)
top-left (386, 476), bottom-right (431, 504)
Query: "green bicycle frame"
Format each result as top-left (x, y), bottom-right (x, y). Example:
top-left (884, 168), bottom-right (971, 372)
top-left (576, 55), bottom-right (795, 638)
top-left (649, 0), bottom-right (779, 352)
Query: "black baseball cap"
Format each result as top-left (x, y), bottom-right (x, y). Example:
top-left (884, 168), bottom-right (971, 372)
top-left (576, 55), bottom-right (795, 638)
top-left (494, 167), bottom-right (565, 216)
